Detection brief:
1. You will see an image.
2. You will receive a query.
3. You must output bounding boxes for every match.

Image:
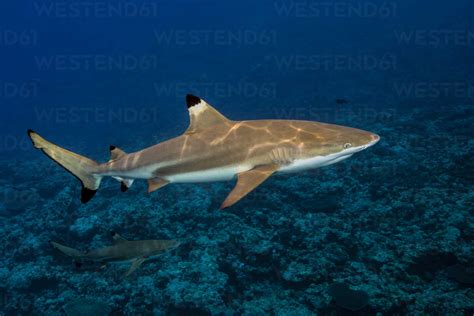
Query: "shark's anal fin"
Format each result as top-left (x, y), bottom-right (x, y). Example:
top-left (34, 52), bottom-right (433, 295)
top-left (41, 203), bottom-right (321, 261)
top-left (121, 179), bottom-right (134, 192)
top-left (221, 164), bottom-right (279, 209)
top-left (121, 182), bottom-right (129, 192)
top-left (111, 231), bottom-right (128, 244)
top-left (185, 94), bottom-right (230, 134)
top-left (147, 178), bottom-right (169, 193)
top-left (125, 258), bottom-right (146, 277)
top-left (112, 176), bottom-right (134, 192)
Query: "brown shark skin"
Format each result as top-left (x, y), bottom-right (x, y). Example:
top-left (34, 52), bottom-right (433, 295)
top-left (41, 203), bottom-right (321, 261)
top-left (102, 120), bottom-right (377, 179)
top-left (28, 95), bottom-right (379, 207)
top-left (83, 240), bottom-right (179, 262)
top-left (51, 239), bottom-right (179, 262)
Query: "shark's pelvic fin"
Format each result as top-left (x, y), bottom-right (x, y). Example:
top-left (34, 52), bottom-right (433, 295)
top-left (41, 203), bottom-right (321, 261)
top-left (185, 94), bottom-right (230, 134)
top-left (27, 130), bottom-right (102, 203)
top-left (111, 231), bottom-right (128, 244)
top-left (109, 145), bottom-right (126, 161)
top-left (221, 164), bottom-right (279, 209)
top-left (125, 258), bottom-right (146, 277)
top-left (147, 178), bottom-right (169, 193)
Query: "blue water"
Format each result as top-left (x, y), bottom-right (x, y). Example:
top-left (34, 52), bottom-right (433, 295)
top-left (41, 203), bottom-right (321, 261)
top-left (1, 0), bottom-right (473, 315)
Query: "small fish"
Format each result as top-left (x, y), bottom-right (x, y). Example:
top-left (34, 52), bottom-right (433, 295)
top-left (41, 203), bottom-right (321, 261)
top-left (28, 94), bottom-right (379, 209)
top-left (335, 98), bottom-right (349, 105)
top-left (50, 232), bottom-right (180, 276)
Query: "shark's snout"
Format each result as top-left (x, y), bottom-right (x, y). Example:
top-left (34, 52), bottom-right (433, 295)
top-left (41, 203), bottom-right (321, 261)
top-left (345, 132), bottom-right (380, 154)
top-left (369, 133), bottom-right (380, 147)
top-left (359, 133), bottom-right (380, 151)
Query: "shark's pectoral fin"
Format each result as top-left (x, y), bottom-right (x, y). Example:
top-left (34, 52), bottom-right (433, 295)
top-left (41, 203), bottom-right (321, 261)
top-left (185, 94), bottom-right (231, 134)
top-left (147, 178), bottom-right (169, 193)
top-left (221, 164), bottom-right (279, 209)
top-left (124, 258), bottom-right (146, 277)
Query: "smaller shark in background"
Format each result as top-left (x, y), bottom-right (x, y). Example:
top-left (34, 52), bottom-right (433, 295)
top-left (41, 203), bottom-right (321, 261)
top-left (50, 232), bottom-right (180, 276)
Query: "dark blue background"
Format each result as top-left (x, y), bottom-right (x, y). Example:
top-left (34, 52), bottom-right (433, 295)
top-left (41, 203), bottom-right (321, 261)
top-left (1, 0), bottom-right (472, 157)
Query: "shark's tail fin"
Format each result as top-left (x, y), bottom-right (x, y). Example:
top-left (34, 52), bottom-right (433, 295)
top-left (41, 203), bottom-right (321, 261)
top-left (50, 241), bottom-right (85, 258)
top-left (28, 130), bottom-right (102, 203)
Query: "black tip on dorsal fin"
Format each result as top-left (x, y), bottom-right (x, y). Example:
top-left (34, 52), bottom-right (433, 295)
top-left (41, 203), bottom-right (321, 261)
top-left (186, 94), bottom-right (201, 108)
top-left (81, 187), bottom-right (97, 203)
top-left (110, 231), bottom-right (116, 237)
top-left (120, 182), bottom-right (128, 192)
top-left (109, 145), bottom-right (116, 151)
top-left (27, 129), bottom-right (35, 136)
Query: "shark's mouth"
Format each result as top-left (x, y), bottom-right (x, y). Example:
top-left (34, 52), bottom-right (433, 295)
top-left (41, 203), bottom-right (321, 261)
top-left (280, 134), bottom-right (380, 174)
top-left (280, 151), bottom-right (351, 173)
top-left (347, 134), bottom-right (380, 154)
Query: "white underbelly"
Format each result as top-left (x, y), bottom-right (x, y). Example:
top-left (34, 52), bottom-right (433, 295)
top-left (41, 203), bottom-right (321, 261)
top-left (106, 165), bottom-right (158, 179)
top-left (168, 153), bottom-right (352, 182)
top-left (279, 153), bottom-right (352, 173)
top-left (165, 165), bottom-right (251, 183)
top-left (107, 153), bottom-right (353, 183)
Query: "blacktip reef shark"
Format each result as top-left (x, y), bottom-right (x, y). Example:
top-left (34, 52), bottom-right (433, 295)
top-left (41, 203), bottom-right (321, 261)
top-left (28, 94), bottom-right (380, 208)
top-left (50, 232), bottom-right (180, 276)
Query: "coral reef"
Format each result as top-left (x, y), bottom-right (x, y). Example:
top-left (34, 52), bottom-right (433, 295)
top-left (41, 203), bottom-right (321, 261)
top-left (63, 298), bottom-right (111, 316)
top-left (328, 282), bottom-right (369, 311)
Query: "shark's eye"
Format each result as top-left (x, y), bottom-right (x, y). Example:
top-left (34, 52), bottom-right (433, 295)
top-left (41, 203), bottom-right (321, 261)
top-left (343, 143), bottom-right (352, 149)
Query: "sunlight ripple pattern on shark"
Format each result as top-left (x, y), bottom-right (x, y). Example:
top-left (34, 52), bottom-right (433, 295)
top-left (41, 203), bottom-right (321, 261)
top-left (28, 94), bottom-right (380, 208)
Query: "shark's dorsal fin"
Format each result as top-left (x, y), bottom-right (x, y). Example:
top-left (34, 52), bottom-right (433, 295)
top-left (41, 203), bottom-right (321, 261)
top-left (221, 164), bottom-right (279, 209)
top-left (185, 94), bottom-right (230, 134)
top-left (111, 231), bottom-right (128, 244)
top-left (109, 145), bottom-right (126, 161)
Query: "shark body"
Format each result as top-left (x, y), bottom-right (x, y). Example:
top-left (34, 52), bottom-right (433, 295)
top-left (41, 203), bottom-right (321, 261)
top-left (50, 232), bottom-right (180, 276)
top-left (29, 94), bottom-right (379, 208)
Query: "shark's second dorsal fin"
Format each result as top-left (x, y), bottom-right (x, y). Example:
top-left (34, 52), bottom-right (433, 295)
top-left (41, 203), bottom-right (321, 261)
top-left (185, 94), bottom-right (230, 134)
top-left (111, 231), bottom-right (128, 244)
top-left (109, 145), bottom-right (126, 161)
